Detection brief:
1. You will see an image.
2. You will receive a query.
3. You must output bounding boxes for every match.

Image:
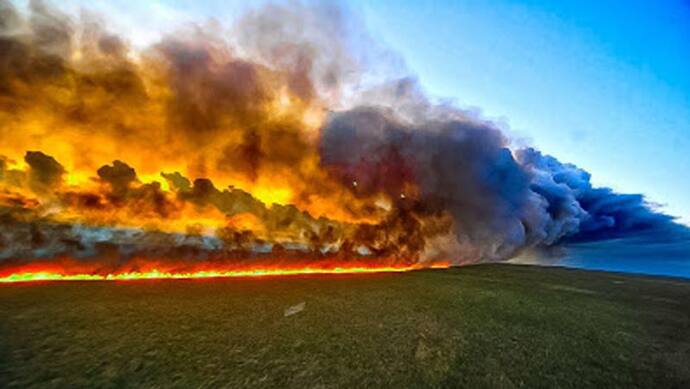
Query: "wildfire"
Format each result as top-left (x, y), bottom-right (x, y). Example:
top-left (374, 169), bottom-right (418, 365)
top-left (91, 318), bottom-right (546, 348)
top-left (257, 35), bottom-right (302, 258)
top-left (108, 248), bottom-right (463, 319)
top-left (0, 1), bottom-right (677, 275)
top-left (0, 2), bottom-right (458, 277)
top-left (0, 262), bottom-right (450, 283)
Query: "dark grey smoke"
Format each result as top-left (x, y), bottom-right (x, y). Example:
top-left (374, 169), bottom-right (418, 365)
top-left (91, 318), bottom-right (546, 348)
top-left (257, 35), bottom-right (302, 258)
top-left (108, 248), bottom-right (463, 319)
top-left (25, 150), bottom-right (65, 190)
top-left (319, 103), bottom-right (690, 262)
top-left (516, 148), bottom-right (687, 243)
top-left (320, 106), bottom-right (534, 260)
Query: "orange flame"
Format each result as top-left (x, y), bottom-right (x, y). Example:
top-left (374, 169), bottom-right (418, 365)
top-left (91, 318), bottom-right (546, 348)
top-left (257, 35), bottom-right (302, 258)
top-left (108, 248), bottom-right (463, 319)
top-left (0, 262), bottom-right (450, 283)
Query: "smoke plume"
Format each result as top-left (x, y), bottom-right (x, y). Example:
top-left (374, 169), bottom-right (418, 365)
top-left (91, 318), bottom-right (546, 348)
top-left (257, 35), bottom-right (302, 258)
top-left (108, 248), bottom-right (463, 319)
top-left (0, 0), bottom-right (687, 276)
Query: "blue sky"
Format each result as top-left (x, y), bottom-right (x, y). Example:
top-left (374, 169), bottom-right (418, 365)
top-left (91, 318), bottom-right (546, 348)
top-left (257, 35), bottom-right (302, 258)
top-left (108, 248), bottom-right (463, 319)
top-left (39, 0), bottom-right (690, 225)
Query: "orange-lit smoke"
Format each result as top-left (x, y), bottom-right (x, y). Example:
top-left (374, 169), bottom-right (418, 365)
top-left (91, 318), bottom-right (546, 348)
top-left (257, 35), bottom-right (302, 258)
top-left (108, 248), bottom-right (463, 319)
top-left (0, 1), bottom-right (451, 280)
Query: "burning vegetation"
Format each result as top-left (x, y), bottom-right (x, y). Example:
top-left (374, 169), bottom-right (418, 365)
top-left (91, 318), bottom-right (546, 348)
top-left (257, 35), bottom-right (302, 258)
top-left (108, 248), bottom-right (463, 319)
top-left (0, 1), bottom-right (685, 282)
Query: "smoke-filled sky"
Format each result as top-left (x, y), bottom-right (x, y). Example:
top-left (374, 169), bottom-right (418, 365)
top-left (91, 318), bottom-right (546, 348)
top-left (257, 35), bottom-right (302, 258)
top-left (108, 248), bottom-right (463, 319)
top-left (1, 0), bottom-right (689, 278)
top-left (42, 0), bottom-right (690, 225)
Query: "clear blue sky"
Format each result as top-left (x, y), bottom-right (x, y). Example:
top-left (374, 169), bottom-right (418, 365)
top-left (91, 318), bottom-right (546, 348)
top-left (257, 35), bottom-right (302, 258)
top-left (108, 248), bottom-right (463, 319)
top-left (50, 0), bottom-right (690, 225)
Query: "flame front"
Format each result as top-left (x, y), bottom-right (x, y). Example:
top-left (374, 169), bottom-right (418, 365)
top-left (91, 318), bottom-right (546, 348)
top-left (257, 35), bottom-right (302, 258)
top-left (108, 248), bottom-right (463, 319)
top-left (0, 262), bottom-right (450, 284)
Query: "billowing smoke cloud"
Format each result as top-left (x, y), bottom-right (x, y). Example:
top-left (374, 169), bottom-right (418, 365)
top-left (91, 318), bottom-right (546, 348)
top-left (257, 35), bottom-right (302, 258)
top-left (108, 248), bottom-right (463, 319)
top-left (319, 80), bottom-right (690, 261)
top-left (321, 105), bottom-right (533, 260)
top-left (0, 0), bottom-right (687, 276)
top-left (516, 148), bottom-right (685, 243)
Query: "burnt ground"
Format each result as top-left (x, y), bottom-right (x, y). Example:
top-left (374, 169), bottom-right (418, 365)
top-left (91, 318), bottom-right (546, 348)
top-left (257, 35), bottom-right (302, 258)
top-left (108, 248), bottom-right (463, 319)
top-left (1, 264), bottom-right (689, 388)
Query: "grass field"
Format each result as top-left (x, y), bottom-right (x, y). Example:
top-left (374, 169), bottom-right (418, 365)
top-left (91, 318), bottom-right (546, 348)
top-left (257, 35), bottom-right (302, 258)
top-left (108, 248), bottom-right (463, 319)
top-left (1, 264), bottom-right (688, 388)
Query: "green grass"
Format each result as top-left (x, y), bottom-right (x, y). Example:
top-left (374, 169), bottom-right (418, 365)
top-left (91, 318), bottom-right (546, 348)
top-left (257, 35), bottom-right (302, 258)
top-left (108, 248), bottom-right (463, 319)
top-left (1, 264), bottom-right (688, 388)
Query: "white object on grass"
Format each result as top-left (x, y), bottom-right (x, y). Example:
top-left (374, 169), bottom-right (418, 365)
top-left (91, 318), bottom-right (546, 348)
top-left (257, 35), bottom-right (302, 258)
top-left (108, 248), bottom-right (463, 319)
top-left (284, 302), bottom-right (306, 317)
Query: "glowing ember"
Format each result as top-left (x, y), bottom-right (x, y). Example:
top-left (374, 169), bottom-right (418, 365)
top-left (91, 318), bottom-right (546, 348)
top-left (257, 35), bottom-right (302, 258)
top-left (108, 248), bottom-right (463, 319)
top-left (0, 263), bottom-right (450, 284)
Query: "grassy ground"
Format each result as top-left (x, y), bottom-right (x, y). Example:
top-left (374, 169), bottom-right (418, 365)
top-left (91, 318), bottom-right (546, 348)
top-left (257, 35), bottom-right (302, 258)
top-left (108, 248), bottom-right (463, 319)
top-left (0, 264), bottom-right (688, 388)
